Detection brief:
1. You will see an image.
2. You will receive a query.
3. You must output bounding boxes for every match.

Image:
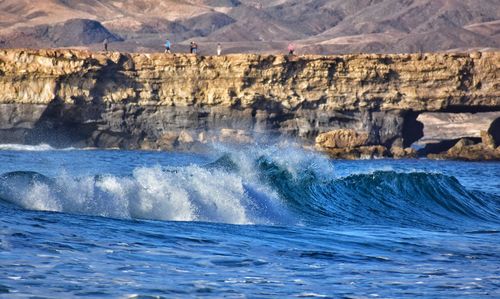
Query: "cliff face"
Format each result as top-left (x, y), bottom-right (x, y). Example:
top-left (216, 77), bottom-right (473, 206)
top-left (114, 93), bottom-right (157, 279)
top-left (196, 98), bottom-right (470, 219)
top-left (0, 49), bottom-right (499, 157)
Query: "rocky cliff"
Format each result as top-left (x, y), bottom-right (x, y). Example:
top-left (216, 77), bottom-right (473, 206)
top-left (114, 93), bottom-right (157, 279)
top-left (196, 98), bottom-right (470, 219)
top-left (0, 49), bottom-right (499, 159)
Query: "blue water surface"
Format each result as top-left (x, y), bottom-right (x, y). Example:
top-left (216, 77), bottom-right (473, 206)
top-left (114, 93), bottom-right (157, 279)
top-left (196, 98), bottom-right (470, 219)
top-left (0, 144), bottom-right (499, 298)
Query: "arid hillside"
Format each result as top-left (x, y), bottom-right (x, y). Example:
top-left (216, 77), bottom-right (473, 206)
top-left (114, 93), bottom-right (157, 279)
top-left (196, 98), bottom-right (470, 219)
top-left (0, 0), bottom-right (499, 54)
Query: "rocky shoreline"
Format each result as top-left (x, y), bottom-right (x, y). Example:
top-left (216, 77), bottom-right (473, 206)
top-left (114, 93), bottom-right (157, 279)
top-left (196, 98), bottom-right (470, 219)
top-left (0, 49), bottom-right (499, 160)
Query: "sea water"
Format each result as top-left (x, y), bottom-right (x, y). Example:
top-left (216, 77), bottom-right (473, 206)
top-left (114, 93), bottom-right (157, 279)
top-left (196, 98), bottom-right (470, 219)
top-left (0, 144), bottom-right (499, 298)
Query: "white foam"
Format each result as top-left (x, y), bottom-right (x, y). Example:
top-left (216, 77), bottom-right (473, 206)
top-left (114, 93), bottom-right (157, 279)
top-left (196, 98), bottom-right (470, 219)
top-left (0, 143), bottom-right (75, 151)
top-left (20, 182), bottom-right (61, 212)
top-left (0, 143), bottom-right (54, 151)
top-left (8, 163), bottom-right (290, 225)
top-left (2, 144), bottom-right (335, 225)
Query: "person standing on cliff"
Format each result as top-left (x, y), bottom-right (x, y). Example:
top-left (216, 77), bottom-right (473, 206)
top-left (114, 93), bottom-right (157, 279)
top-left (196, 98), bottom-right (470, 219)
top-left (103, 38), bottom-right (108, 52)
top-left (165, 39), bottom-right (171, 53)
top-left (217, 43), bottom-right (222, 56)
top-left (193, 42), bottom-right (198, 55)
top-left (288, 43), bottom-right (295, 55)
top-left (165, 38), bottom-right (172, 53)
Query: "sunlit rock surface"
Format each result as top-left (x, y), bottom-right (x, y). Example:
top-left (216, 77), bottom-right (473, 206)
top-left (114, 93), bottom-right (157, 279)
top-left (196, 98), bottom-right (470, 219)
top-left (0, 49), bottom-right (499, 159)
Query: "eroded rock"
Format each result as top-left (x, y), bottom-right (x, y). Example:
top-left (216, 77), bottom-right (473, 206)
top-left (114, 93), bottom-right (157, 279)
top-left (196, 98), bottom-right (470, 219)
top-left (0, 49), bottom-right (499, 160)
top-left (315, 129), bottom-right (369, 149)
top-left (429, 138), bottom-right (500, 161)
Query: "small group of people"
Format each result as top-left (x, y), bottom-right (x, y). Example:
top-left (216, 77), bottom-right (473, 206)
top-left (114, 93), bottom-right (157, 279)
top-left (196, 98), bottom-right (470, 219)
top-left (104, 37), bottom-right (296, 56)
top-left (164, 39), bottom-right (223, 56)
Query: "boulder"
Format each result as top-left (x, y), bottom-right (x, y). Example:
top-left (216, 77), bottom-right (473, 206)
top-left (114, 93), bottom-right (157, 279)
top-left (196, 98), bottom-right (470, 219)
top-left (447, 138), bottom-right (477, 155)
top-left (315, 129), bottom-right (369, 149)
top-left (391, 146), bottom-right (417, 158)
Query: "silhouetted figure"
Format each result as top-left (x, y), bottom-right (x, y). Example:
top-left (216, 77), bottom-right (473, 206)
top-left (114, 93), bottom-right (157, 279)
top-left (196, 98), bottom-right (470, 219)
top-left (217, 43), bottom-right (222, 56)
top-left (103, 38), bottom-right (108, 51)
top-left (165, 39), bottom-right (171, 53)
top-left (288, 43), bottom-right (295, 55)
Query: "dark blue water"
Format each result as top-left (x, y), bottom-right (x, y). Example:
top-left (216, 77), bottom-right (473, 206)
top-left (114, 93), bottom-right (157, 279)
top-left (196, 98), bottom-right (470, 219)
top-left (0, 144), bottom-right (499, 298)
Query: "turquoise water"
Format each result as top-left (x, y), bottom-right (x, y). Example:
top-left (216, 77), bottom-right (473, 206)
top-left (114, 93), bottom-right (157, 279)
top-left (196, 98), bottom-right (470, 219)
top-left (0, 144), bottom-right (499, 298)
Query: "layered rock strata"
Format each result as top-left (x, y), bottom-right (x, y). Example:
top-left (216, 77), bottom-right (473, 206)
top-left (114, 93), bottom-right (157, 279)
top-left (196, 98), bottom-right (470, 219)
top-left (0, 49), bottom-right (499, 159)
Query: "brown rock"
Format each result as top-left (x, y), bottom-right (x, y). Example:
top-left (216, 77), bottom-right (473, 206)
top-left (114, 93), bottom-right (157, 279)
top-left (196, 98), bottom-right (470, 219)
top-left (1, 49), bottom-right (499, 111)
top-left (428, 138), bottom-right (500, 161)
top-left (469, 51), bottom-right (482, 59)
top-left (0, 49), bottom-right (499, 159)
top-left (359, 146), bottom-right (389, 159)
top-left (178, 130), bottom-right (194, 144)
top-left (323, 145), bottom-right (388, 160)
top-left (316, 129), bottom-right (369, 149)
top-left (390, 146), bottom-right (417, 158)
top-left (481, 130), bottom-right (496, 149)
top-left (390, 146), bottom-right (406, 158)
top-left (447, 138), bottom-right (476, 155)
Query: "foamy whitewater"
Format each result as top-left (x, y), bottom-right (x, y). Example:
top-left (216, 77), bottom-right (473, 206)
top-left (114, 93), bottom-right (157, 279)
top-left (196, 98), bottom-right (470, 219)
top-left (0, 144), bottom-right (499, 298)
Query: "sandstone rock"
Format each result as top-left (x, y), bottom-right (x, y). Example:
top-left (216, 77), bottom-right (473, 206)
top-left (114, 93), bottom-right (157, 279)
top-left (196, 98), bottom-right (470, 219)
top-left (469, 51), bottom-right (482, 59)
top-left (359, 146), bottom-right (389, 159)
top-left (428, 138), bottom-right (500, 161)
top-left (481, 131), bottom-right (496, 149)
top-left (0, 49), bottom-right (499, 159)
top-left (178, 130), bottom-right (194, 144)
top-left (390, 146), bottom-right (417, 159)
top-left (198, 132), bottom-right (208, 144)
top-left (315, 129), bottom-right (369, 149)
top-left (323, 145), bottom-right (388, 160)
top-left (390, 146), bottom-right (406, 158)
top-left (447, 138), bottom-right (477, 155)
top-left (1, 49), bottom-right (498, 111)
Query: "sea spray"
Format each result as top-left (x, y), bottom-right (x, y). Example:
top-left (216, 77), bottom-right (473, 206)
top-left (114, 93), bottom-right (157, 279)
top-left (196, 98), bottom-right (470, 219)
top-left (0, 144), bottom-right (498, 229)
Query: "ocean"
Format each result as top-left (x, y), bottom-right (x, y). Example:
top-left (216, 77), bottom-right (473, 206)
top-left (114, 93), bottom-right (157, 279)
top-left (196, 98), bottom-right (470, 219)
top-left (0, 144), bottom-right (499, 298)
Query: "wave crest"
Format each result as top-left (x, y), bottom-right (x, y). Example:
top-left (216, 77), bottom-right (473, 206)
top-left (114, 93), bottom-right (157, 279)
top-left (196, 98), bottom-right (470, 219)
top-left (0, 146), bottom-right (498, 228)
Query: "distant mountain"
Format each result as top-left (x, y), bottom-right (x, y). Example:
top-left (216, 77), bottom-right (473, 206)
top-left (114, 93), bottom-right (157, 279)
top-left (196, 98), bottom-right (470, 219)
top-left (0, 19), bottom-right (121, 48)
top-left (0, 0), bottom-right (498, 54)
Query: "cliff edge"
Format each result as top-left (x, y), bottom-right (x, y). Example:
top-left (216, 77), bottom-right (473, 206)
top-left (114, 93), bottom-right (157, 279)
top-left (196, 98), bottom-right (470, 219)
top-left (0, 49), bottom-right (499, 159)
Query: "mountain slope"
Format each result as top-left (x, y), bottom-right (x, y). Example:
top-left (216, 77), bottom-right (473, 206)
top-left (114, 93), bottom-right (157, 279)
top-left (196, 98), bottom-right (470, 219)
top-left (0, 0), bottom-right (498, 54)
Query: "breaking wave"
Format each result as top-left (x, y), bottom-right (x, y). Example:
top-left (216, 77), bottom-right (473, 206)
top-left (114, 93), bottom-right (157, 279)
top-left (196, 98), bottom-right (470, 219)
top-left (0, 146), bottom-right (499, 229)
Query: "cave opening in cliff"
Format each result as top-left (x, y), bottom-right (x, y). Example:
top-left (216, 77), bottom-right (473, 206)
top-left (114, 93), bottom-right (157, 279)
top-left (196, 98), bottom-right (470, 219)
top-left (409, 112), bottom-right (500, 156)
